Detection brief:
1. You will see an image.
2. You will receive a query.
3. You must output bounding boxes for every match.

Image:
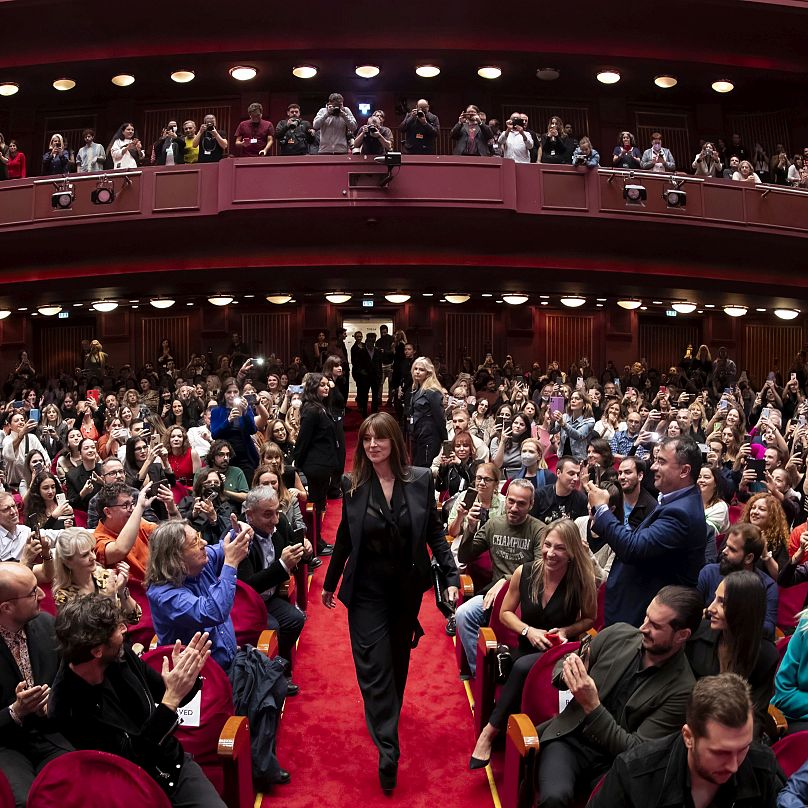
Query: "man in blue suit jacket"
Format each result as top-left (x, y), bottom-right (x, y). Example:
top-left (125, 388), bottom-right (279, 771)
top-left (585, 435), bottom-right (707, 626)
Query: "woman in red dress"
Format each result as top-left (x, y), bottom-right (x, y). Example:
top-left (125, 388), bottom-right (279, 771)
top-left (162, 425), bottom-right (201, 503)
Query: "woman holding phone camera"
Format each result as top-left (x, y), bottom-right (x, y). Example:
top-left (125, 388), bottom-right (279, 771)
top-left (548, 390), bottom-right (595, 463)
top-left (211, 377), bottom-right (259, 481)
top-left (469, 518), bottom-right (597, 768)
top-left (178, 468), bottom-right (235, 544)
top-left (741, 493), bottom-right (790, 578)
top-left (18, 449), bottom-right (47, 499)
top-left (162, 425), bottom-right (201, 502)
top-left (435, 432), bottom-right (476, 498)
top-left (323, 412), bottom-right (459, 793)
top-left (65, 438), bottom-right (103, 514)
top-left (23, 471), bottom-right (74, 529)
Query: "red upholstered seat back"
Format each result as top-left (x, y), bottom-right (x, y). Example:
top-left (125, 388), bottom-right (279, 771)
top-left (126, 580), bottom-right (155, 648)
top-left (38, 582), bottom-right (57, 617)
top-left (520, 640), bottom-right (581, 724)
top-left (0, 768), bottom-right (13, 808)
top-left (489, 580), bottom-right (520, 648)
top-left (27, 750), bottom-right (171, 807)
top-left (776, 635), bottom-right (791, 668)
top-left (232, 579), bottom-right (269, 647)
top-left (773, 730), bottom-right (808, 778)
top-left (141, 647), bottom-right (233, 765)
top-left (594, 582), bottom-right (606, 632)
top-left (777, 582), bottom-right (808, 632)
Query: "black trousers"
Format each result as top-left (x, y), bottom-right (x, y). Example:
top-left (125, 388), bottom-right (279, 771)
top-left (537, 738), bottom-right (610, 808)
top-left (489, 649), bottom-right (545, 730)
top-left (265, 595), bottom-right (305, 673)
top-left (0, 738), bottom-right (71, 808)
top-left (302, 464), bottom-right (332, 551)
top-left (348, 585), bottom-right (420, 771)
top-left (355, 378), bottom-right (380, 417)
top-left (411, 436), bottom-right (441, 468)
top-left (172, 756), bottom-right (227, 807)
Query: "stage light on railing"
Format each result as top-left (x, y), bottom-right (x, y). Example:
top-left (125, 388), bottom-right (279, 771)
top-left (150, 298), bottom-right (176, 309)
top-left (723, 305), bottom-right (748, 317)
top-left (774, 308), bottom-right (800, 320)
top-left (208, 296), bottom-right (234, 306)
top-left (560, 296), bottom-right (586, 308)
top-left (111, 74), bottom-right (135, 87)
top-left (92, 301), bottom-right (118, 313)
top-left (445, 294), bottom-right (471, 304)
top-left (266, 294), bottom-right (292, 305)
top-left (292, 65), bottom-right (317, 79)
top-left (502, 294), bottom-right (529, 305)
top-left (0, 310), bottom-right (10, 320)
top-left (229, 66), bottom-right (257, 81)
top-left (0, 82), bottom-right (19, 96)
top-left (596, 70), bottom-right (620, 85)
top-left (663, 185), bottom-right (687, 208)
top-left (51, 181), bottom-right (74, 210)
top-left (477, 66), bottom-right (501, 80)
top-left (53, 78), bottom-right (76, 91)
top-left (711, 80), bottom-right (734, 93)
top-left (536, 67), bottom-right (560, 81)
top-left (170, 70), bottom-right (195, 84)
top-left (37, 305), bottom-right (62, 316)
top-left (355, 65), bottom-right (380, 78)
top-left (654, 75), bottom-right (677, 89)
top-left (672, 302), bottom-right (697, 314)
top-left (623, 182), bottom-right (647, 206)
top-left (91, 176), bottom-right (115, 205)
top-left (384, 294), bottom-right (411, 304)
top-left (415, 65), bottom-right (440, 78)
top-left (325, 293), bottom-right (351, 304)
top-left (617, 299), bottom-right (642, 310)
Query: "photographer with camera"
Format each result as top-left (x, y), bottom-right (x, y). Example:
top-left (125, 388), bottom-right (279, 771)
top-left (692, 140), bottom-right (723, 177)
top-left (313, 93), bottom-right (357, 155)
top-left (538, 124), bottom-right (572, 164)
top-left (451, 105), bottom-right (493, 157)
top-left (275, 104), bottom-right (314, 156)
top-left (192, 114), bottom-right (228, 162)
top-left (150, 120), bottom-right (184, 166)
top-left (641, 131), bottom-right (676, 173)
top-left (497, 112), bottom-right (534, 163)
top-left (234, 102), bottom-right (274, 158)
top-left (400, 99), bottom-right (440, 154)
top-left (353, 115), bottom-right (393, 155)
top-left (570, 136), bottom-right (600, 168)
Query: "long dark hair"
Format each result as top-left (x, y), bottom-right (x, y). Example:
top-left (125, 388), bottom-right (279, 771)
top-left (24, 471), bottom-right (63, 517)
top-left (719, 570), bottom-right (765, 678)
top-left (350, 412), bottom-right (410, 493)
top-left (301, 373), bottom-right (327, 414)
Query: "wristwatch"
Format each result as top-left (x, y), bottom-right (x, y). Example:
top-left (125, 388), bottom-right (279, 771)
top-left (520, 626), bottom-right (530, 637)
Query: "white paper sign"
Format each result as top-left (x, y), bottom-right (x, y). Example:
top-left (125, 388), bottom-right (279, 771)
top-left (177, 690), bottom-right (202, 728)
top-left (558, 689), bottom-right (574, 713)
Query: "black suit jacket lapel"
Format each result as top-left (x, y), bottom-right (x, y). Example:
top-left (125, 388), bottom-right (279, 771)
top-left (402, 474), bottom-right (427, 561)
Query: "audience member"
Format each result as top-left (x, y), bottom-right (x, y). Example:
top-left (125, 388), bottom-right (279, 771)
top-left (76, 128), bottom-right (106, 173)
top-left (641, 131), bottom-right (675, 172)
top-left (313, 93), bottom-right (356, 155)
top-left (400, 99), bottom-right (440, 154)
top-left (234, 103), bottom-right (275, 157)
top-left (532, 456), bottom-right (588, 524)
top-left (451, 106), bottom-right (493, 157)
top-left (498, 113), bottom-right (534, 163)
top-left (275, 104), bottom-right (313, 156)
top-left (193, 114), bottom-right (228, 162)
top-left (181, 120), bottom-right (199, 163)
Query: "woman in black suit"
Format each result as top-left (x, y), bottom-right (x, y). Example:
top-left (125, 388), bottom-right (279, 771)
top-left (322, 412), bottom-right (459, 793)
top-left (294, 372), bottom-right (340, 556)
top-left (407, 356), bottom-right (448, 467)
top-left (323, 354), bottom-right (347, 499)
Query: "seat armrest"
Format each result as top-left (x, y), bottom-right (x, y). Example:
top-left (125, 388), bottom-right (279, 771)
top-left (460, 574), bottom-right (474, 599)
top-left (769, 704), bottom-right (788, 737)
top-left (149, 634), bottom-right (158, 651)
top-left (502, 714), bottom-right (541, 808)
top-left (507, 713), bottom-right (540, 757)
top-left (257, 629), bottom-right (279, 658)
top-left (217, 715), bottom-right (250, 758)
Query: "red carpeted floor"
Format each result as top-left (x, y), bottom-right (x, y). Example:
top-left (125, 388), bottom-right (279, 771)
top-left (261, 410), bottom-right (496, 808)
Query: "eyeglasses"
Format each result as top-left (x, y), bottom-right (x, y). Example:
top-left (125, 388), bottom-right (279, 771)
top-left (1, 584), bottom-right (40, 604)
top-left (475, 476), bottom-right (495, 484)
top-left (186, 531), bottom-right (205, 548)
top-left (110, 500), bottom-right (135, 511)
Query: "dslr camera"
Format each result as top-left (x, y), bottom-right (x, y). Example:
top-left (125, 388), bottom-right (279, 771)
top-left (329, 105), bottom-right (341, 115)
top-left (206, 122), bottom-right (215, 131)
top-left (367, 125), bottom-right (378, 134)
top-left (511, 117), bottom-right (526, 128)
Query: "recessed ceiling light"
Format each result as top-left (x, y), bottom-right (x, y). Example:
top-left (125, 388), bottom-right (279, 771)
top-left (355, 65), bottom-right (380, 78)
top-left (229, 66), bottom-right (257, 81)
top-left (17, 307), bottom-right (27, 311)
top-left (186, 302), bottom-right (194, 306)
top-left (170, 70), bottom-right (195, 83)
top-left (712, 79), bottom-right (734, 93)
top-left (363, 292), bottom-right (373, 296)
top-left (654, 75), bottom-right (678, 89)
top-left (540, 301), bottom-right (549, 306)
top-left (536, 67), bottom-right (560, 81)
top-left (704, 304), bottom-right (715, 308)
top-left (53, 78), bottom-right (76, 91)
top-left (0, 82), bottom-right (19, 96)
top-left (596, 304), bottom-right (604, 307)
top-left (756, 308), bottom-right (766, 312)
top-left (596, 298), bottom-right (607, 302)
top-left (131, 305), bottom-right (139, 309)
top-left (415, 65), bottom-right (440, 78)
top-left (652, 300), bottom-right (663, 305)
top-left (596, 70), bottom-right (621, 85)
top-left (495, 299), bottom-right (504, 304)
top-left (640, 306), bottom-right (648, 310)
top-left (292, 65), bottom-right (317, 79)
top-left (73, 302), bottom-right (83, 307)
top-left (243, 294), bottom-right (255, 298)
top-left (477, 66), bottom-right (501, 80)
top-left (111, 74), bottom-right (135, 87)
top-left (422, 293), bottom-right (434, 297)
top-left (481, 293), bottom-right (493, 298)
top-left (539, 295), bottom-right (549, 299)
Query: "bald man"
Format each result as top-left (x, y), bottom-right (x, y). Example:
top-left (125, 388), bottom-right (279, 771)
top-left (400, 99), bottom-right (440, 154)
top-left (0, 563), bottom-right (71, 806)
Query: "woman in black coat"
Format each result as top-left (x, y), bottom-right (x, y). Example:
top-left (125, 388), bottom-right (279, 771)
top-left (407, 356), bottom-right (448, 468)
top-left (322, 412), bottom-right (459, 794)
top-left (323, 354), bottom-right (348, 498)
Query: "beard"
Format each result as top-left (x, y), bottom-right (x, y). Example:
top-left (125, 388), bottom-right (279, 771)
top-left (718, 556), bottom-right (743, 576)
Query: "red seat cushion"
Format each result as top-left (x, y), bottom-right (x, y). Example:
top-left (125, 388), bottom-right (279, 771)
top-left (521, 641), bottom-right (581, 724)
top-left (232, 579), bottom-right (269, 647)
top-left (773, 730), bottom-right (808, 778)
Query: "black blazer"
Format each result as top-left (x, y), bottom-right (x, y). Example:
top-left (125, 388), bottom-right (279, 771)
top-left (294, 405), bottom-right (339, 471)
top-left (66, 462), bottom-right (103, 510)
top-left (237, 513), bottom-right (294, 596)
top-left (408, 387), bottom-right (448, 442)
top-left (323, 466), bottom-right (459, 606)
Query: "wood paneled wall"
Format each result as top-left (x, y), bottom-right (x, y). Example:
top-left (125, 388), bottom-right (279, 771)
top-left (639, 321), bottom-right (701, 372)
top-left (743, 323), bottom-right (804, 386)
top-left (140, 316), bottom-right (190, 369)
top-left (37, 324), bottom-right (95, 377)
top-left (445, 313), bottom-right (493, 374)
top-left (545, 314), bottom-right (593, 370)
top-left (240, 313), bottom-right (292, 364)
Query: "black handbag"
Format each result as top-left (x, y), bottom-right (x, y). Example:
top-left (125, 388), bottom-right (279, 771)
top-left (431, 559), bottom-right (455, 618)
top-left (495, 644), bottom-right (514, 683)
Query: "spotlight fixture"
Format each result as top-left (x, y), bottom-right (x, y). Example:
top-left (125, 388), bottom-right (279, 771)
top-left (53, 78), bottom-right (76, 91)
top-left (373, 151), bottom-right (402, 186)
top-left (623, 177), bottom-right (647, 206)
top-left (111, 74), bottom-right (135, 87)
top-left (723, 305), bottom-right (748, 317)
top-left (502, 294), bottom-right (529, 305)
top-left (0, 82), bottom-right (19, 96)
top-left (663, 179), bottom-right (687, 208)
top-left (536, 67), bottom-right (560, 81)
top-left (170, 70), bottom-right (195, 83)
top-left (774, 308), bottom-right (800, 320)
top-left (654, 75), bottom-right (678, 88)
top-left (384, 294), bottom-right (411, 304)
top-left (477, 66), bottom-right (501, 79)
top-left (355, 65), bottom-right (380, 78)
top-left (37, 305), bottom-right (62, 316)
top-left (90, 176), bottom-right (115, 205)
top-left (325, 293), bottom-right (351, 304)
top-left (92, 300), bottom-right (118, 313)
top-left (266, 294), bottom-right (292, 304)
top-left (229, 66), bottom-right (257, 81)
top-left (208, 296), bottom-right (234, 306)
top-left (560, 296), bottom-right (586, 308)
top-left (672, 302), bottom-right (697, 314)
top-left (596, 69), bottom-right (620, 84)
top-left (617, 299), bottom-right (642, 310)
top-left (711, 79), bottom-right (734, 93)
top-left (445, 294), bottom-right (471, 304)
top-left (415, 65), bottom-right (440, 78)
top-left (292, 65), bottom-right (317, 79)
top-left (0, 310), bottom-right (10, 320)
top-left (51, 180), bottom-right (74, 210)
top-left (149, 298), bottom-right (176, 309)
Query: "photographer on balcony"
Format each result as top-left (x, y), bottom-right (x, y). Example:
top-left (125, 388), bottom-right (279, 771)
top-left (451, 106), bottom-right (493, 157)
top-left (276, 104), bottom-right (314, 156)
top-left (641, 131), bottom-right (676, 173)
top-left (192, 114), bottom-right (228, 162)
top-left (313, 93), bottom-right (357, 155)
top-left (692, 141), bottom-right (723, 177)
top-left (571, 136), bottom-right (600, 167)
top-left (400, 99), bottom-right (440, 155)
top-left (354, 116), bottom-right (393, 156)
top-left (497, 113), bottom-right (534, 164)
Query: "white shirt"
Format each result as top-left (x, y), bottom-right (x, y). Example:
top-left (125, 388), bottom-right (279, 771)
top-left (188, 426), bottom-right (212, 459)
top-left (2, 432), bottom-right (50, 487)
top-left (0, 524), bottom-right (30, 562)
top-left (499, 130), bottom-right (533, 163)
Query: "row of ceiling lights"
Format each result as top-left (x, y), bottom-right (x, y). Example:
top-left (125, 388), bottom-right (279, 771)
top-left (0, 65), bottom-right (735, 97)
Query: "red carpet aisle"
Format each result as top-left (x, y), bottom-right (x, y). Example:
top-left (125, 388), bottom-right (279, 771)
top-left (263, 412), bottom-right (496, 808)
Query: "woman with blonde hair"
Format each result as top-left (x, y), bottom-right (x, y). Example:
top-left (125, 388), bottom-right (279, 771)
top-left (469, 517), bottom-right (597, 767)
top-left (52, 527), bottom-right (141, 624)
top-left (259, 440), bottom-right (307, 504)
top-left (407, 356), bottom-right (448, 467)
top-left (741, 492), bottom-right (790, 578)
